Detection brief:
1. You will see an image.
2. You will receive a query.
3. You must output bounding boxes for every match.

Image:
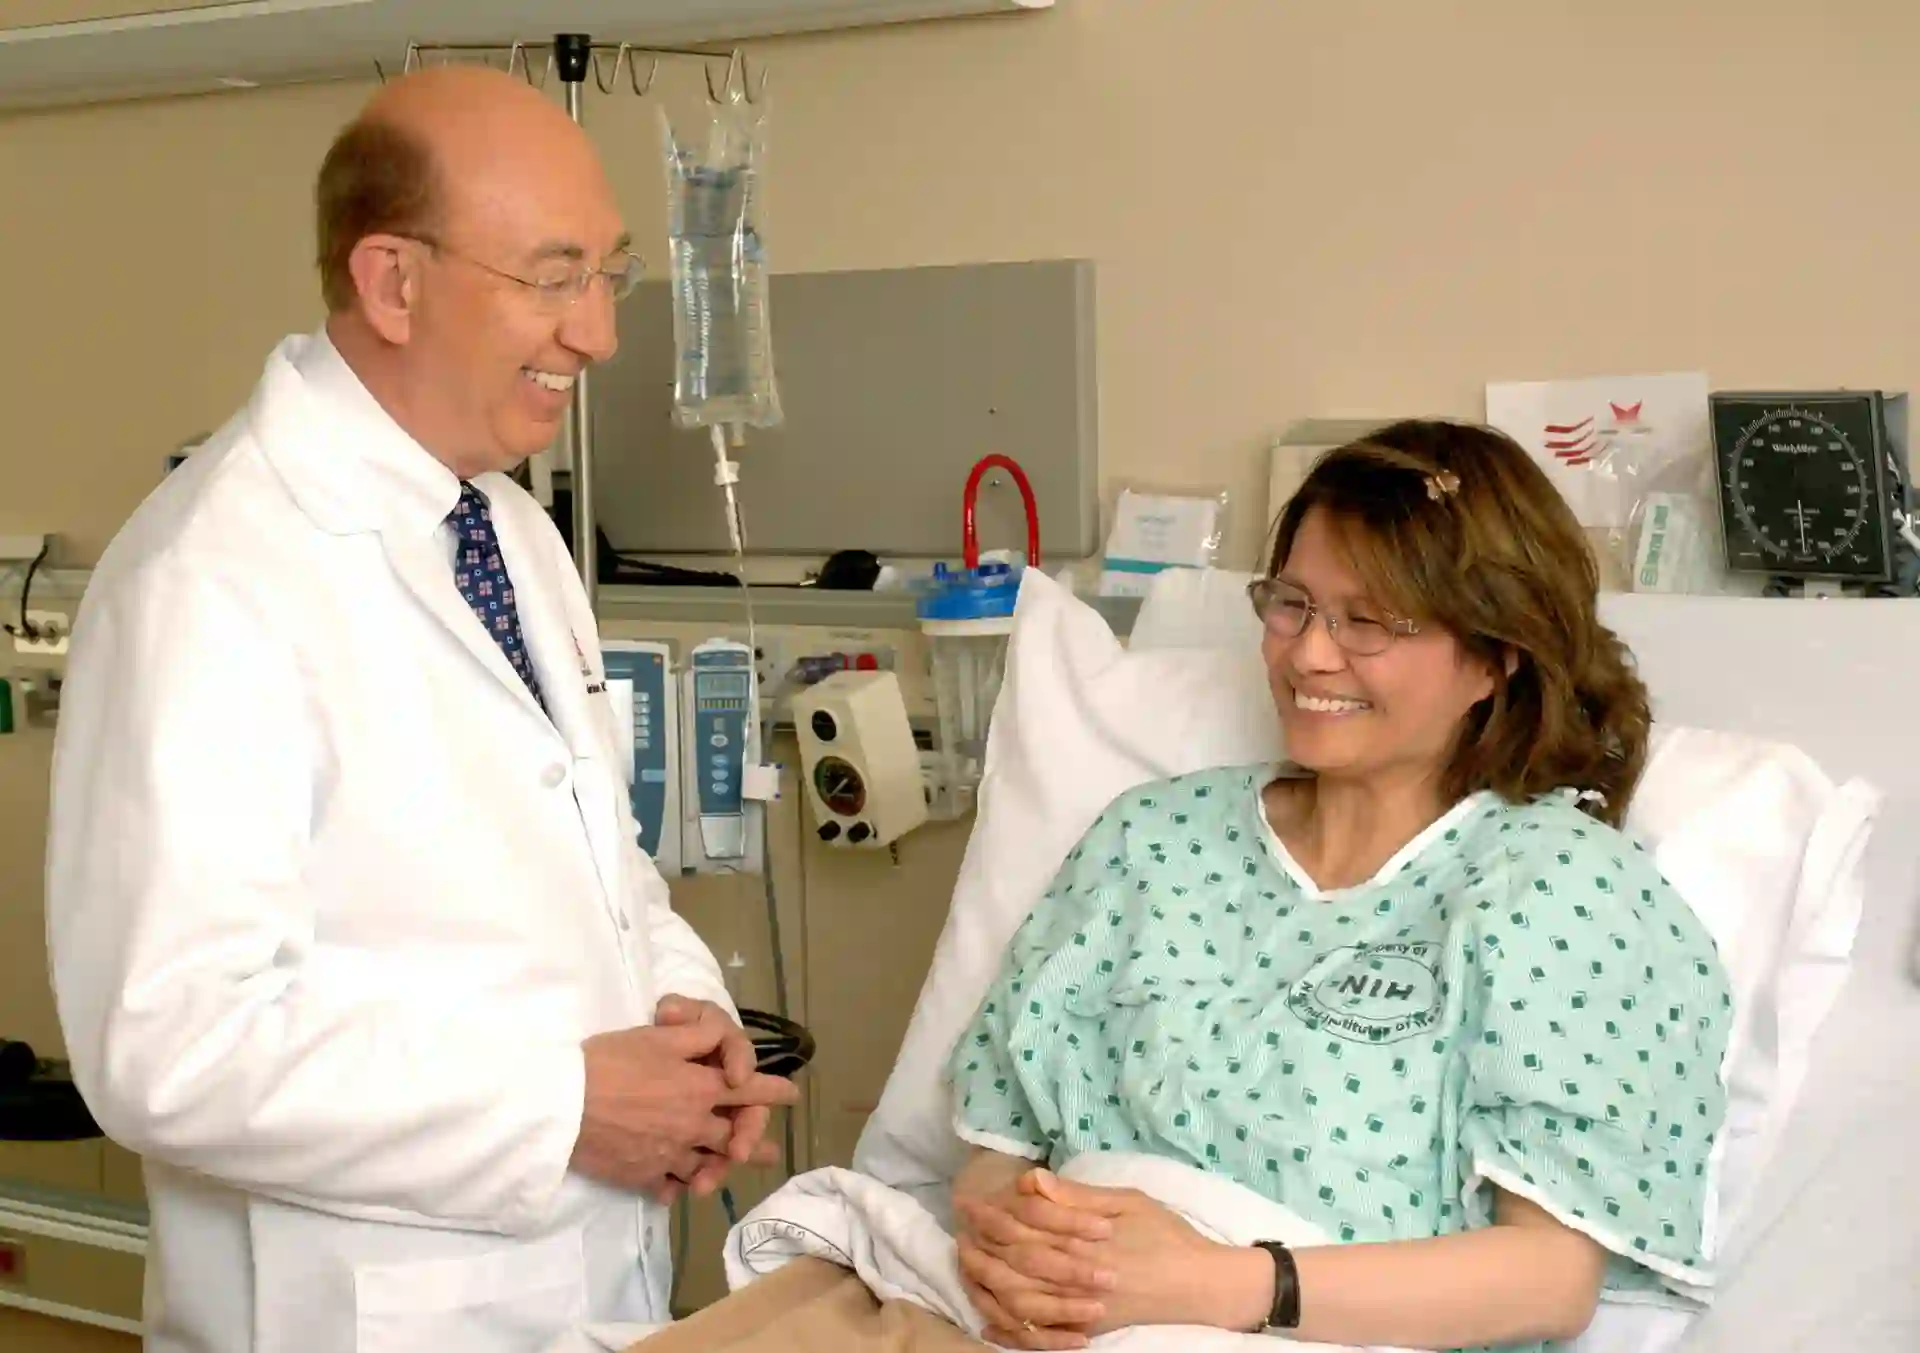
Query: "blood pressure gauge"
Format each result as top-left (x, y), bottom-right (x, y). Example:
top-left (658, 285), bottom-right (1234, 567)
top-left (1709, 391), bottom-right (1907, 584)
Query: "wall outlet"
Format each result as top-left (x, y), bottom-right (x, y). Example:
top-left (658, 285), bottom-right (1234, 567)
top-left (13, 609), bottom-right (70, 655)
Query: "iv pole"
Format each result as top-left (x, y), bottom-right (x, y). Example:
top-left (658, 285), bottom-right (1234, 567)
top-left (378, 33), bottom-right (758, 613)
top-left (554, 35), bottom-right (597, 611)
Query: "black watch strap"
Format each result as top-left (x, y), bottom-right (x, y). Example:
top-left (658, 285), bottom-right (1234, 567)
top-left (1251, 1240), bottom-right (1301, 1330)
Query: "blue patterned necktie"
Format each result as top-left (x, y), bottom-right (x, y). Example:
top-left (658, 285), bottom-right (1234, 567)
top-left (449, 482), bottom-right (547, 712)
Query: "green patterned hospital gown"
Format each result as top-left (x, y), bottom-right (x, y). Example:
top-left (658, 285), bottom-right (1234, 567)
top-left (949, 765), bottom-right (1733, 1351)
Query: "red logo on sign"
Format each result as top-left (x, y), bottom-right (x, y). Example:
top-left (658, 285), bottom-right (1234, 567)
top-left (1543, 415), bottom-right (1599, 467)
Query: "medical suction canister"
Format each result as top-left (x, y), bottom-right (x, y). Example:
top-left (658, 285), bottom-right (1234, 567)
top-left (917, 454), bottom-right (1040, 818)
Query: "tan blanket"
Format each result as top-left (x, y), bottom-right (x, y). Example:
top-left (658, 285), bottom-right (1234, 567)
top-left (626, 1258), bottom-right (993, 1353)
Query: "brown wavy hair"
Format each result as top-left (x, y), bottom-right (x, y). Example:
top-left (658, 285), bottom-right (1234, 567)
top-left (1266, 419), bottom-right (1651, 826)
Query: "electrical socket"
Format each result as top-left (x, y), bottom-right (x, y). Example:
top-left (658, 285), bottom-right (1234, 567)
top-left (13, 609), bottom-right (69, 655)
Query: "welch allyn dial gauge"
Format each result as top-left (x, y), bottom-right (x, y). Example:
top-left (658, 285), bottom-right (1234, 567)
top-left (1709, 390), bottom-right (1907, 584)
top-left (811, 755), bottom-right (868, 818)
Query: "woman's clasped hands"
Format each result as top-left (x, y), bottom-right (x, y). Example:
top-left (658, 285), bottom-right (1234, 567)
top-left (954, 1167), bottom-right (1263, 1350)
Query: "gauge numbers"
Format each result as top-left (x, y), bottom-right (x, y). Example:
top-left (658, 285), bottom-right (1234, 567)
top-left (1711, 394), bottom-right (1896, 583)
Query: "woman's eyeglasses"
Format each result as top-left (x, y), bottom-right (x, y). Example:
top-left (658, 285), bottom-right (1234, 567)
top-left (1246, 577), bottom-right (1419, 656)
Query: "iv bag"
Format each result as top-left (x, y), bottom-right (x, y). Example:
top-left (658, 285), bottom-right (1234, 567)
top-left (660, 94), bottom-right (782, 430)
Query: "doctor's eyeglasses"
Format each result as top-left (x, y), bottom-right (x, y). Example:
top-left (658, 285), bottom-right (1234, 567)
top-left (408, 235), bottom-right (644, 308)
top-left (1247, 577), bottom-right (1420, 657)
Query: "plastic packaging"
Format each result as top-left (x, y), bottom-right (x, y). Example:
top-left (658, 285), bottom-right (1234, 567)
top-left (1624, 490), bottom-right (1719, 594)
top-left (1620, 439), bottom-right (1731, 595)
top-left (659, 91), bottom-right (781, 430)
top-left (1097, 485), bottom-right (1229, 598)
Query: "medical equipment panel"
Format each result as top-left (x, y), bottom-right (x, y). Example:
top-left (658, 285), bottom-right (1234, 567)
top-left (792, 671), bottom-right (928, 849)
top-left (683, 638), bottom-right (760, 868)
top-left (589, 259), bottom-right (1099, 559)
top-left (601, 640), bottom-right (681, 875)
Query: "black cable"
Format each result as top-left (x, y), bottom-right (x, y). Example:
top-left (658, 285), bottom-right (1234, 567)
top-left (4, 541), bottom-right (47, 641)
top-left (761, 808), bottom-right (798, 1178)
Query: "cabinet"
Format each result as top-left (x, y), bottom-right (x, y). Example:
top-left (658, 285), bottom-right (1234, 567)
top-left (0, 0), bottom-right (1052, 113)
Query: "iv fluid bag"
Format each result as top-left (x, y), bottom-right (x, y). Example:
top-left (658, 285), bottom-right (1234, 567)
top-left (660, 100), bottom-right (782, 430)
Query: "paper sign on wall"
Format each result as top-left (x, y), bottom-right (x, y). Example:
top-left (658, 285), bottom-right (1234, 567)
top-left (1484, 372), bottom-right (1711, 529)
top-left (1098, 489), bottom-right (1227, 598)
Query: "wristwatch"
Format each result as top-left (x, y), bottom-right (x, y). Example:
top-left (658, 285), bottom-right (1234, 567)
top-left (1250, 1240), bottom-right (1301, 1330)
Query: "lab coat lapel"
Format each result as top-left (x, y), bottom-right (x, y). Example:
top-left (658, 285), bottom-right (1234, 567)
top-left (382, 530), bottom-right (550, 722)
top-left (250, 333), bottom-right (551, 724)
top-left (491, 505), bottom-right (594, 756)
top-left (491, 494), bottom-right (631, 917)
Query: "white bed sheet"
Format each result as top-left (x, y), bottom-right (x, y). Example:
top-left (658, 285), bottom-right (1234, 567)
top-left (719, 1153), bottom-right (1397, 1353)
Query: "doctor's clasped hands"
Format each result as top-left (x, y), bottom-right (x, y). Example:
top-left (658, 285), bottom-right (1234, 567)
top-left (573, 995), bottom-right (799, 1204)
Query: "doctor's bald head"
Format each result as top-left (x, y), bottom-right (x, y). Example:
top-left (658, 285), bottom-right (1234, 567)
top-left (313, 63), bottom-right (629, 476)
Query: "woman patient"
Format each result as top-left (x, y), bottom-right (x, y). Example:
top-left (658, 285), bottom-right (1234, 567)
top-left (945, 421), bottom-right (1733, 1352)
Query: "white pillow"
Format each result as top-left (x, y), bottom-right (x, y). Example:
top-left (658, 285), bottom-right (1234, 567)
top-left (1623, 725), bottom-right (1875, 1264)
top-left (852, 570), bottom-right (1282, 1204)
top-left (852, 568), bottom-right (1876, 1287)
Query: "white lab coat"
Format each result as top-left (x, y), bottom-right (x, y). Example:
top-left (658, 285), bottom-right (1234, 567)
top-left (44, 330), bottom-right (733, 1353)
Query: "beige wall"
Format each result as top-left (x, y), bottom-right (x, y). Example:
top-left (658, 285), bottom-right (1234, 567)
top-left (6, 1), bottom-right (1919, 566)
top-left (2, 0), bottom-right (1917, 1333)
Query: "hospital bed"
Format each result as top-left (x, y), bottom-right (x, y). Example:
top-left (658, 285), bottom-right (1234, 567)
top-left (625, 569), bottom-right (1920, 1353)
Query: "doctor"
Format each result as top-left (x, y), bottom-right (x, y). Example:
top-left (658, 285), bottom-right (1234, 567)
top-left (44, 64), bottom-right (797, 1353)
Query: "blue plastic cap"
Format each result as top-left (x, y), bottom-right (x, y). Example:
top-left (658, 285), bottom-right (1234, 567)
top-left (915, 564), bottom-right (1024, 621)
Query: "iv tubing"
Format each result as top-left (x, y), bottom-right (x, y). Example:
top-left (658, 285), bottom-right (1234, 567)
top-left (711, 422), bottom-right (760, 738)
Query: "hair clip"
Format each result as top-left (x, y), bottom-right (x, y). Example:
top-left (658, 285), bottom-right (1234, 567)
top-left (1425, 471), bottom-right (1461, 501)
top-left (1559, 786), bottom-right (1608, 808)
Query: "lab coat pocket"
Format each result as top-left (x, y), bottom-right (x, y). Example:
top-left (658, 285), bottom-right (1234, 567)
top-left (352, 1227), bottom-right (588, 1353)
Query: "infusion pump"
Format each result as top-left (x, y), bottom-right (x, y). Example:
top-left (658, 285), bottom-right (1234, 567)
top-left (685, 638), bottom-right (757, 867)
top-left (602, 637), bottom-right (765, 876)
top-left (600, 621), bottom-right (938, 874)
